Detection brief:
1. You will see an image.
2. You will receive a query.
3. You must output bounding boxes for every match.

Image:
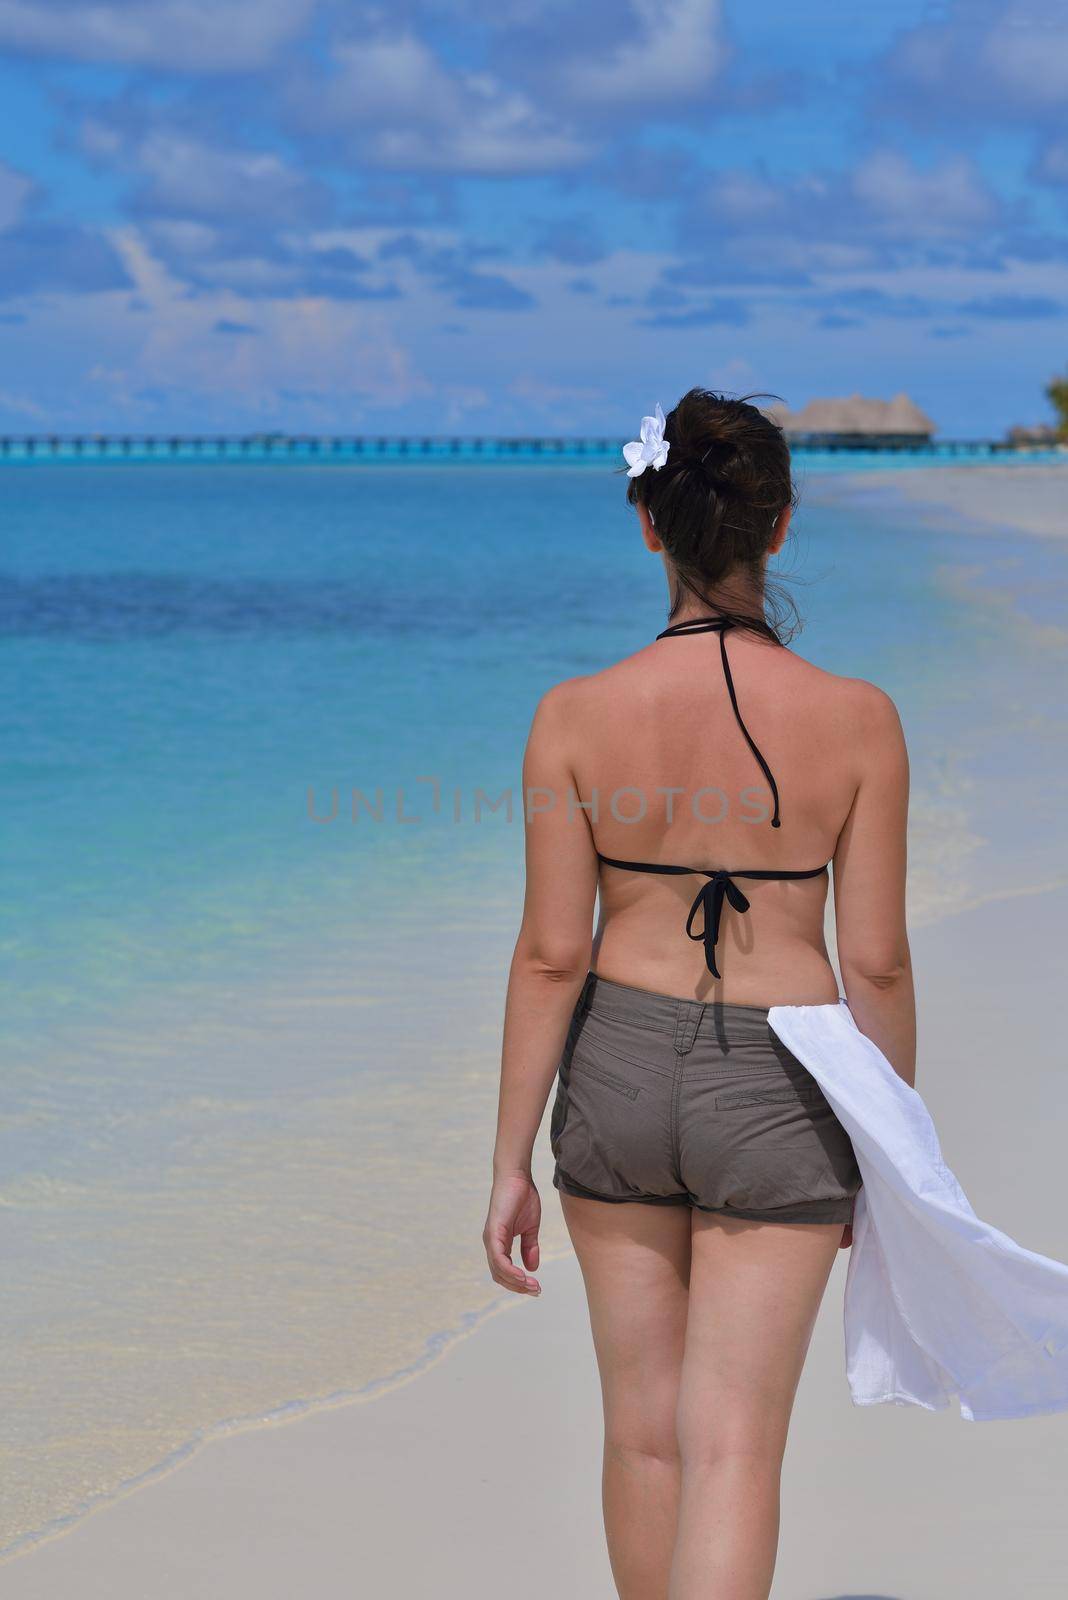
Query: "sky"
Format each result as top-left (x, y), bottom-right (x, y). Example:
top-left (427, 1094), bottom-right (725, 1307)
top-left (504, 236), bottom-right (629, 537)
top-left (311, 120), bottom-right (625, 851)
top-left (0, 0), bottom-right (1066, 437)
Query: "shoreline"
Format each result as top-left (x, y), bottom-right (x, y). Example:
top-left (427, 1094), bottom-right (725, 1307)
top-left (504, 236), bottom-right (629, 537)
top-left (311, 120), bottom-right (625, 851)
top-left (5, 864), bottom-right (1066, 1568)
top-left (5, 883), bottom-right (1068, 1596)
top-left (0, 1267), bottom-right (558, 1566)
top-left (810, 458), bottom-right (1068, 540)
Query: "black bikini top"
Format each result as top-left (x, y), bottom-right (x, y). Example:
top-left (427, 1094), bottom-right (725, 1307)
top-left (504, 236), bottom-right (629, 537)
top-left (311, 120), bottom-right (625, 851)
top-left (597, 615), bottom-right (829, 979)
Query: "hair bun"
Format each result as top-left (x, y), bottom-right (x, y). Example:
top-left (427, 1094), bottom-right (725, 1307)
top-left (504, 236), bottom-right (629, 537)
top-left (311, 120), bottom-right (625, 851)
top-left (671, 436), bottom-right (738, 490)
top-left (696, 438), bottom-right (740, 476)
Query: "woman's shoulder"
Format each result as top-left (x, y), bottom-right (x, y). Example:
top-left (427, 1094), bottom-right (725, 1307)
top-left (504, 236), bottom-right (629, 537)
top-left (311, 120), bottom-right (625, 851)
top-left (781, 646), bottom-right (903, 728)
top-left (529, 669), bottom-right (610, 742)
top-left (526, 651), bottom-right (656, 762)
top-left (532, 640), bottom-right (661, 715)
top-left (786, 655), bottom-right (907, 776)
top-left (821, 667), bottom-right (903, 739)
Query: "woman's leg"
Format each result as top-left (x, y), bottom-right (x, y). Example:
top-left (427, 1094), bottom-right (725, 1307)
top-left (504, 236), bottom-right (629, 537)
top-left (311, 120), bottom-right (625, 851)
top-left (560, 1191), bottom-right (692, 1600)
top-left (670, 1214), bottom-right (842, 1600)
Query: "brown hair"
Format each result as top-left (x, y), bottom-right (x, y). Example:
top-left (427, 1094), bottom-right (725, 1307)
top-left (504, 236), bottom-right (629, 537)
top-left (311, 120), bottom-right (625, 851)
top-left (625, 387), bottom-right (800, 642)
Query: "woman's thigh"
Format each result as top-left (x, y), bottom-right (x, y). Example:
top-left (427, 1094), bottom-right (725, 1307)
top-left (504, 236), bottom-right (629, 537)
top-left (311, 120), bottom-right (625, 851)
top-left (677, 1213), bottom-right (842, 1463)
top-left (560, 1192), bottom-right (692, 1449)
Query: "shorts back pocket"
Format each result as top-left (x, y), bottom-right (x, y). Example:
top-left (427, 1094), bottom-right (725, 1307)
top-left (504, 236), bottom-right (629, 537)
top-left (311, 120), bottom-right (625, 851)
top-left (713, 1083), bottom-right (825, 1112)
top-left (572, 1056), bottom-right (640, 1100)
top-left (571, 1010), bottom-right (672, 1077)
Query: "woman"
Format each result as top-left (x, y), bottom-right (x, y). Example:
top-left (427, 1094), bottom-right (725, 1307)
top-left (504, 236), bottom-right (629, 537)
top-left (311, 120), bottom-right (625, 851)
top-left (484, 388), bottom-right (902, 1598)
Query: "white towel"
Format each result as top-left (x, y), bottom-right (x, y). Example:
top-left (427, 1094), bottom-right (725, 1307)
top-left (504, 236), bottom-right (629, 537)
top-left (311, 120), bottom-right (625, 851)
top-left (767, 1000), bottom-right (1068, 1422)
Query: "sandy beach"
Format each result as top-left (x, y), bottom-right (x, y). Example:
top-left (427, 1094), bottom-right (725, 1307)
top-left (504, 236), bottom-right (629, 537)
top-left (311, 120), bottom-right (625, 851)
top-left (821, 459), bottom-right (1068, 541)
top-left (5, 881), bottom-right (1068, 1600)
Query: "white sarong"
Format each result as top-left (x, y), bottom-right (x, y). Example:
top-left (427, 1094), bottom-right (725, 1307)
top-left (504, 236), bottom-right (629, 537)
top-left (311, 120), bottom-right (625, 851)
top-left (768, 1000), bottom-right (1068, 1422)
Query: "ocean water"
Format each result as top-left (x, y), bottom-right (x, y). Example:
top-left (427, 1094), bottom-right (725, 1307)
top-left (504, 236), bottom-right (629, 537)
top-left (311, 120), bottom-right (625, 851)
top-left (2, 457), bottom-right (1067, 1559)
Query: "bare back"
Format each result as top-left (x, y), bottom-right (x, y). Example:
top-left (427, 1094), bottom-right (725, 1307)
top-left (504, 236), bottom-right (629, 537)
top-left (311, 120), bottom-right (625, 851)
top-left (557, 626), bottom-right (887, 1006)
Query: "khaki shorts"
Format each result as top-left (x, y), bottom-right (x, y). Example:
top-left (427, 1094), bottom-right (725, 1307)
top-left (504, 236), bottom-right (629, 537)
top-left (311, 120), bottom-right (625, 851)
top-left (550, 973), bottom-right (861, 1225)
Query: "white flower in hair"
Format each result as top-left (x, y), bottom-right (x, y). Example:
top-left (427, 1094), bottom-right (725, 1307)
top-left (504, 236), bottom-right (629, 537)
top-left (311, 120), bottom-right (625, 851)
top-left (622, 402), bottom-right (670, 478)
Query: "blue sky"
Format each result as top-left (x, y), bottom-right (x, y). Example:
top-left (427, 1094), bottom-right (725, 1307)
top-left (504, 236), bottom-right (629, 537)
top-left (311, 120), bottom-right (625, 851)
top-left (0, 0), bottom-right (1065, 436)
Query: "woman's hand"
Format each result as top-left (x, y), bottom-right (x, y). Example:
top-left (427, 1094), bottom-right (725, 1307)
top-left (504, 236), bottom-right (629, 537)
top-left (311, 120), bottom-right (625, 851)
top-left (483, 1172), bottom-right (542, 1295)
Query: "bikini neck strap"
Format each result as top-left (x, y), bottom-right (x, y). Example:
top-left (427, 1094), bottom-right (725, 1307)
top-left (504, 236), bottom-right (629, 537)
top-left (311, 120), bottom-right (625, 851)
top-left (654, 614), bottom-right (782, 828)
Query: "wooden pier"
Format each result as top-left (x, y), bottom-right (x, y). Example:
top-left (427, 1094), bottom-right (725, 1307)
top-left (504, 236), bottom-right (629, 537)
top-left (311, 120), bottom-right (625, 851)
top-left (0, 432), bottom-right (1057, 463)
top-left (0, 433), bottom-right (625, 462)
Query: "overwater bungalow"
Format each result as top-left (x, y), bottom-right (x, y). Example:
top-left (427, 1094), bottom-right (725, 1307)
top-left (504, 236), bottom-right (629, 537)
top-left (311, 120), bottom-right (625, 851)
top-left (765, 393), bottom-right (937, 448)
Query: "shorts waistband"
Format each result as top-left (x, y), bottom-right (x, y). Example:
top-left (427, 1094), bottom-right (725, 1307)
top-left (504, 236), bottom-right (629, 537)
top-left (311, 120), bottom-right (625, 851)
top-left (581, 971), bottom-right (776, 1044)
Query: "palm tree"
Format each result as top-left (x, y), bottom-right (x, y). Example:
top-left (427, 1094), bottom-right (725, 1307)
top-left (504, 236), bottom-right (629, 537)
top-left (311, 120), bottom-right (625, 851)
top-left (1046, 369), bottom-right (1068, 440)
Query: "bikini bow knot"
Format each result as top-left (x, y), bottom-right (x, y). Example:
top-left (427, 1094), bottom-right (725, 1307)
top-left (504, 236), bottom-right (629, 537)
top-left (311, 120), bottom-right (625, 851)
top-left (684, 870), bottom-right (751, 980)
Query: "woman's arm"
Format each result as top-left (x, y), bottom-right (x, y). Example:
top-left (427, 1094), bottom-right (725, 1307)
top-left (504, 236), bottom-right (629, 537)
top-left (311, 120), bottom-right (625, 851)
top-left (483, 683), bottom-right (599, 1296)
top-left (832, 683), bottom-right (916, 1087)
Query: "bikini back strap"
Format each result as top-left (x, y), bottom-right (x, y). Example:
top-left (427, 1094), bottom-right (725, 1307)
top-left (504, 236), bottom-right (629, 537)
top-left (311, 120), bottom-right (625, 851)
top-left (595, 855), bottom-right (699, 878)
top-left (596, 855), bottom-right (826, 883)
top-left (596, 855), bottom-right (828, 978)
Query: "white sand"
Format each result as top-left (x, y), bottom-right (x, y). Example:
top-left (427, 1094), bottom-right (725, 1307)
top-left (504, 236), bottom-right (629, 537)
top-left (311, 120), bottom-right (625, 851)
top-left (5, 886), bottom-right (1068, 1598)
top-left (815, 459), bottom-right (1068, 541)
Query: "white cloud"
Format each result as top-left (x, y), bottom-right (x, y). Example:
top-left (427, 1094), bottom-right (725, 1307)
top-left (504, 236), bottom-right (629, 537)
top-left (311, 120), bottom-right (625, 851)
top-left (882, 0), bottom-right (1068, 122)
top-left (977, 3), bottom-right (1068, 108)
top-left (136, 220), bottom-right (299, 293)
top-left (692, 151), bottom-right (998, 263)
top-left (705, 172), bottom-right (781, 223)
top-left (851, 151), bottom-right (997, 237)
top-left (440, 383), bottom-right (491, 425)
top-left (284, 31), bottom-right (591, 174)
top-left (80, 117), bottom-right (330, 223)
top-left (0, 0), bottom-right (316, 72)
top-left (1035, 137), bottom-right (1068, 187)
top-left (89, 224), bottom-right (432, 414)
top-left (0, 386), bottom-right (49, 420)
top-left (556, 0), bottom-right (725, 105)
top-left (0, 159), bottom-right (33, 231)
top-left (508, 375), bottom-right (607, 410)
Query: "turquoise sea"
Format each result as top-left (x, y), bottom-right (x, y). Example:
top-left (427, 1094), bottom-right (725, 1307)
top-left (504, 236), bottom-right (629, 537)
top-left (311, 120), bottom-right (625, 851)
top-left (3, 453), bottom-right (1067, 1558)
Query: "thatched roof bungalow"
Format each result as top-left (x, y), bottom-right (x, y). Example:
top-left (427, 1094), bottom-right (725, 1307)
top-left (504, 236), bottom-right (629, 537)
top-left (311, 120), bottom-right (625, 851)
top-left (765, 392), bottom-right (936, 444)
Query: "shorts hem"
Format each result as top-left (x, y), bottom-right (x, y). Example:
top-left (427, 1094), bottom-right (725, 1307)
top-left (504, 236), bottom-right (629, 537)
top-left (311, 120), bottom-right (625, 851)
top-left (554, 1167), bottom-right (854, 1223)
top-left (553, 1168), bottom-right (690, 1207)
top-left (692, 1199), bottom-right (855, 1225)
